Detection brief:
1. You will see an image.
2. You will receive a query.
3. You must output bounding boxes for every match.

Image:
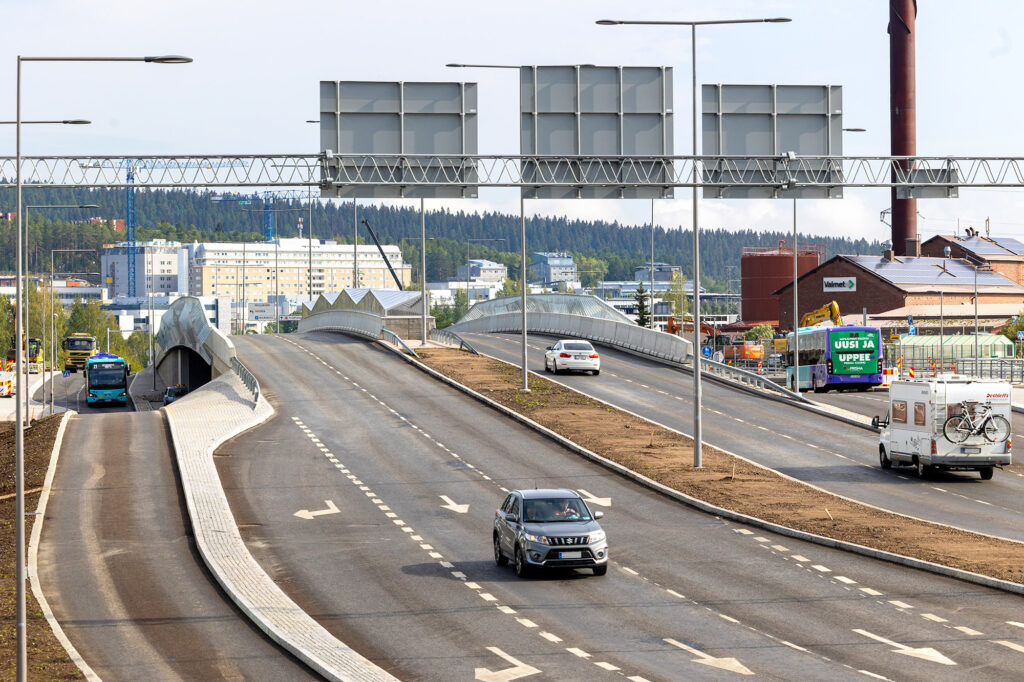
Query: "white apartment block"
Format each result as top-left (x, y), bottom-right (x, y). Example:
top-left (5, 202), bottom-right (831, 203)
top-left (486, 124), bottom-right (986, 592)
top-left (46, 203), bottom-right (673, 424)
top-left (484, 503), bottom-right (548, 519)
top-left (185, 238), bottom-right (412, 302)
top-left (101, 240), bottom-right (185, 298)
top-left (456, 259), bottom-right (508, 283)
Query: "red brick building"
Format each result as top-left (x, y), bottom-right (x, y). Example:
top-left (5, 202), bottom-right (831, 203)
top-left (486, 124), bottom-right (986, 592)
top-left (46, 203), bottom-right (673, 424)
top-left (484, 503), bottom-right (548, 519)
top-left (921, 232), bottom-right (1024, 286)
top-left (773, 253), bottom-right (1024, 330)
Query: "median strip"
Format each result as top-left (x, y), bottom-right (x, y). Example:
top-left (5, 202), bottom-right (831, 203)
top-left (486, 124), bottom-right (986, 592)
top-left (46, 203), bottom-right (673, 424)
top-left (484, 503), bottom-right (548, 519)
top-left (409, 347), bottom-right (1024, 590)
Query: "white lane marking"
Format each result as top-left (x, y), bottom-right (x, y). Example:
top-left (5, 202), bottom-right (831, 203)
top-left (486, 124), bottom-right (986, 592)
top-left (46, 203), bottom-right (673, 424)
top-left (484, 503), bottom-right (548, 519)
top-left (666, 589), bottom-right (685, 599)
top-left (791, 555), bottom-right (810, 562)
top-left (719, 614), bottom-right (739, 624)
top-left (953, 626), bottom-right (982, 636)
top-left (420, 543), bottom-right (433, 550)
top-left (498, 606), bottom-right (516, 615)
top-left (753, 537), bottom-right (770, 543)
top-left (474, 646), bottom-right (541, 682)
top-left (566, 648), bottom-right (591, 659)
top-left (516, 618), bottom-right (537, 628)
top-left (440, 561), bottom-right (454, 568)
top-left (1008, 621), bottom-right (1024, 629)
top-left (995, 640), bottom-right (1024, 654)
top-left (858, 669), bottom-right (891, 680)
top-left (888, 601), bottom-right (912, 609)
top-left (781, 640), bottom-right (808, 652)
top-left (621, 567), bottom-right (638, 575)
top-left (576, 488), bottom-right (612, 507)
top-left (452, 571), bottom-right (467, 580)
top-left (465, 582), bottom-right (481, 590)
top-left (540, 632), bottom-right (562, 643)
top-left (852, 629), bottom-right (957, 666)
top-left (922, 614), bottom-right (947, 623)
top-left (480, 593), bottom-right (497, 602)
top-left (771, 545), bottom-right (789, 552)
top-left (293, 500), bottom-right (340, 520)
top-left (859, 588), bottom-right (883, 596)
top-left (664, 638), bottom-right (754, 676)
top-left (439, 495), bottom-right (470, 514)
top-left (835, 576), bottom-right (857, 584)
top-left (812, 565), bottom-right (831, 573)
top-left (735, 529), bottom-right (754, 535)
top-left (595, 662), bottom-right (620, 671)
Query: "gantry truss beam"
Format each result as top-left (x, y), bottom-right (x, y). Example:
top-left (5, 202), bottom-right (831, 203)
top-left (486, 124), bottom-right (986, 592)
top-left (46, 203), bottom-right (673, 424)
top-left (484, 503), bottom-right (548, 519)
top-left (2, 154), bottom-right (1024, 189)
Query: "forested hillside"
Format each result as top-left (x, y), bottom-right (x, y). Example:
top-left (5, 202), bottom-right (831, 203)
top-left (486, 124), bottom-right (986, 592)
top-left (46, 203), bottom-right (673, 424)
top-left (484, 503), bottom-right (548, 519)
top-left (0, 187), bottom-right (881, 290)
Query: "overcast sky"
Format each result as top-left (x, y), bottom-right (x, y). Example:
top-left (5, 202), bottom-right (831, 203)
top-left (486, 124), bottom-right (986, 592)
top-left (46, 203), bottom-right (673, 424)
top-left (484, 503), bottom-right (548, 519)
top-left (3, 0), bottom-right (1023, 244)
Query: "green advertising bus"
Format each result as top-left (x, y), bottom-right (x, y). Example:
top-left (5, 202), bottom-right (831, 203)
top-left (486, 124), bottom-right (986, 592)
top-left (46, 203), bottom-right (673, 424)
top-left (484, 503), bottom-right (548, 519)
top-left (785, 325), bottom-right (883, 392)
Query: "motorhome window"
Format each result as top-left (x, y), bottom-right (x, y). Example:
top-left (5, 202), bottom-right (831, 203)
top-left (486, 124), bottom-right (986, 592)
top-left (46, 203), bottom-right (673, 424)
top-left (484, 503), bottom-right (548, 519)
top-left (914, 402), bottom-right (926, 426)
top-left (892, 400), bottom-right (907, 424)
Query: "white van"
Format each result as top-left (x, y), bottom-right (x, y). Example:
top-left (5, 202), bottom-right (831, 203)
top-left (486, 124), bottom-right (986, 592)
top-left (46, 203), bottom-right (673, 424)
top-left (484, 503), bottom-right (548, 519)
top-left (874, 375), bottom-right (1012, 480)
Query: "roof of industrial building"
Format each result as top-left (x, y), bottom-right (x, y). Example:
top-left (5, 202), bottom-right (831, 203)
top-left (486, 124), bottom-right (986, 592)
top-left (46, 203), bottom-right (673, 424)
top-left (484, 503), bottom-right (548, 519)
top-left (924, 234), bottom-right (1024, 260)
top-left (773, 254), bottom-right (1024, 295)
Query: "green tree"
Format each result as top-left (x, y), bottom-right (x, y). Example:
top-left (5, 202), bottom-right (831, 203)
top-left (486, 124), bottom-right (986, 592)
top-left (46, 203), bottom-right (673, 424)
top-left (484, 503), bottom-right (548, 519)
top-left (669, 270), bottom-right (688, 318)
top-left (634, 285), bottom-right (650, 327)
top-left (744, 323), bottom-right (774, 341)
top-left (497, 277), bottom-right (520, 298)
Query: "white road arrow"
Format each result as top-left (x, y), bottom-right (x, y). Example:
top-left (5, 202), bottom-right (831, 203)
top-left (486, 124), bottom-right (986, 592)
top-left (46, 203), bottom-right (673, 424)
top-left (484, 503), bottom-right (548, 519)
top-left (853, 629), bottom-right (957, 666)
top-left (577, 489), bottom-right (611, 507)
top-left (474, 646), bottom-right (540, 682)
top-left (665, 638), bottom-right (754, 676)
top-left (293, 500), bottom-right (339, 520)
top-left (440, 495), bottom-right (470, 514)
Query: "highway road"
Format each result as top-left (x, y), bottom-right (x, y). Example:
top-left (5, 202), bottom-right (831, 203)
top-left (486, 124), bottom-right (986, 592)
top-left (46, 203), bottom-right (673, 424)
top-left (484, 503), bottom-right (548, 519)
top-left (223, 332), bottom-right (1024, 680)
top-left (35, 373), bottom-right (315, 679)
top-left (462, 332), bottom-right (1024, 543)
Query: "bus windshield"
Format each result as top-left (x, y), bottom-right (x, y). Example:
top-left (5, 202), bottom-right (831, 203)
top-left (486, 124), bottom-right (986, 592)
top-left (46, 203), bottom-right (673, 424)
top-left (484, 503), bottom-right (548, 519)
top-left (88, 362), bottom-right (126, 388)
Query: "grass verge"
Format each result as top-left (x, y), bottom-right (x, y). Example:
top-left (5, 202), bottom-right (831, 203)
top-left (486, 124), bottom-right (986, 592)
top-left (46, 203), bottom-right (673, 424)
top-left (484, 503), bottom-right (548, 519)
top-left (1, 415), bottom-right (83, 680)
top-left (417, 348), bottom-right (1024, 586)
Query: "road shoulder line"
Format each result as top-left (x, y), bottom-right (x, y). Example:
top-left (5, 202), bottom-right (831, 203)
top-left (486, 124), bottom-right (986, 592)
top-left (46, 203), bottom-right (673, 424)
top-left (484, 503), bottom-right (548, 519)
top-left (27, 410), bottom-right (101, 681)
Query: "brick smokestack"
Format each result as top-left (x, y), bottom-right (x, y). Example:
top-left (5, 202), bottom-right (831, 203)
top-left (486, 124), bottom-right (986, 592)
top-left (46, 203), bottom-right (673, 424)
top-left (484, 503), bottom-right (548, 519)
top-left (889, 0), bottom-right (918, 256)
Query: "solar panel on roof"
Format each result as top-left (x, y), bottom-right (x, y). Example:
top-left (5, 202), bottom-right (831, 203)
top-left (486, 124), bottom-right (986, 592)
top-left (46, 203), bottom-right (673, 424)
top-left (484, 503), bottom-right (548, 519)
top-left (847, 255), bottom-right (1017, 286)
top-left (989, 236), bottom-right (1024, 255)
top-left (955, 237), bottom-right (1013, 256)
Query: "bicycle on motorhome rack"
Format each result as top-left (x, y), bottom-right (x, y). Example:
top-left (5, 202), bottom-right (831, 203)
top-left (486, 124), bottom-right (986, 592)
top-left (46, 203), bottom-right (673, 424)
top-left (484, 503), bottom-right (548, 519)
top-left (942, 401), bottom-right (1011, 444)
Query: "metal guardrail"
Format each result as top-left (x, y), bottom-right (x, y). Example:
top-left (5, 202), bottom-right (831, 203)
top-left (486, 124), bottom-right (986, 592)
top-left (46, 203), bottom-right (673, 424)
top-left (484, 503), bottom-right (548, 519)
top-left (430, 328), bottom-right (479, 354)
top-left (699, 356), bottom-right (812, 404)
top-left (953, 358), bottom-right (1024, 383)
top-left (230, 356), bottom-right (260, 408)
top-left (381, 329), bottom-right (420, 359)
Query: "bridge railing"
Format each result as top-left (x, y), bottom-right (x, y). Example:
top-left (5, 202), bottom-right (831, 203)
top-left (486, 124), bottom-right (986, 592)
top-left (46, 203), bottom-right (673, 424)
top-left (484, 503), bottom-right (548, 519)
top-left (430, 328), bottom-right (479, 354)
top-left (299, 309), bottom-right (423, 358)
top-left (381, 329), bottom-right (420, 358)
top-left (230, 356), bottom-right (260, 408)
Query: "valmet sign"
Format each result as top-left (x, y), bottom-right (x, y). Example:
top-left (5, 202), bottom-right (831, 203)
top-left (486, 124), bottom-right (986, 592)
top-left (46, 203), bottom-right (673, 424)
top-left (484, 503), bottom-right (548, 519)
top-left (823, 277), bottom-right (856, 292)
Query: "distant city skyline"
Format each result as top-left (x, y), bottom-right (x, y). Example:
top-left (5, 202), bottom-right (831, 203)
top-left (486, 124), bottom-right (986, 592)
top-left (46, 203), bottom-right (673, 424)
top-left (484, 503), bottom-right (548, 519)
top-left (3, 1), bottom-right (1023, 242)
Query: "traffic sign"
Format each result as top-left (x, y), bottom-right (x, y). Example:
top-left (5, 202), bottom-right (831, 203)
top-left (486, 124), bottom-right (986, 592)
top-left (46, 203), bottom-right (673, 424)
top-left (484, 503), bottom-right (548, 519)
top-left (908, 324), bottom-right (916, 336)
top-left (62, 370), bottom-right (70, 378)
top-left (1016, 331), bottom-right (1024, 340)
top-left (701, 345), bottom-right (712, 359)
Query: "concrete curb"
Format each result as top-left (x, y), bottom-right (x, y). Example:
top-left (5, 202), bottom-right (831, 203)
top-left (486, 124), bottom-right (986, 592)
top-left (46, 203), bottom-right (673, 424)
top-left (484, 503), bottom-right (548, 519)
top-left (165, 370), bottom-right (398, 682)
top-left (389, 342), bottom-right (1024, 596)
top-left (27, 411), bottom-right (102, 682)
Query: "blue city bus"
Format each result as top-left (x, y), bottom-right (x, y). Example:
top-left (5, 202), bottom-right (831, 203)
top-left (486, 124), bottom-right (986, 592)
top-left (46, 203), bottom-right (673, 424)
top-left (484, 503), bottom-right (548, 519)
top-left (85, 353), bottom-right (130, 405)
top-left (785, 326), bottom-right (883, 393)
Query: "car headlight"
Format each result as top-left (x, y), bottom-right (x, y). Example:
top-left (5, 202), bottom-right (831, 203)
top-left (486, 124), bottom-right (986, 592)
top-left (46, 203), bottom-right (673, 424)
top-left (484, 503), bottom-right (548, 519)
top-left (526, 533), bottom-right (550, 544)
top-left (589, 530), bottom-right (606, 543)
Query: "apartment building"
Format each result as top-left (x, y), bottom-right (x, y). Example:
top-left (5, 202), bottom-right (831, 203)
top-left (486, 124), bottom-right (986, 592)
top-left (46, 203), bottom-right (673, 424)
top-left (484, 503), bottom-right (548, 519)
top-left (185, 238), bottom-right (412, 302)
top-left (101, 240), bottom-right (185, 297)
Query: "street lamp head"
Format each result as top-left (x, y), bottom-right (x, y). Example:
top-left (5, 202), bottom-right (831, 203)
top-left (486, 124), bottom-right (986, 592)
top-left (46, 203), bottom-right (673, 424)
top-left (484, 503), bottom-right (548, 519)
top-left (144, 55), bottom-right (193, 64)
top-left (595, 20), bottom-right (621, 25)
top-left (63, 119), bottom-right (91, 125)
top-left (445, 63), bottom-right (465, 68)
top-left (843, 127), bottom-right (867, 132)
top-left (306, 119), bottom-right (319, 123)
top-left (765, 17), bottom-right (792, 23)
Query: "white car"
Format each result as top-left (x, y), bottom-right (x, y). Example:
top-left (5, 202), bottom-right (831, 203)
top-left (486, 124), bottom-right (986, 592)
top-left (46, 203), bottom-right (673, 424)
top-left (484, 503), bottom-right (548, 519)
top-left (544, 339), bottom-right (600, 375)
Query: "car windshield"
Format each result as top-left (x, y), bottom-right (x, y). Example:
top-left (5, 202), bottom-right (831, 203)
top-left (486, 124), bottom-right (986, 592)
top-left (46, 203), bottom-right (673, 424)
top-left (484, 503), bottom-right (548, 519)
top-left (563, 342), bottom-right (594, 352)
top-left (167, 387), bottom-right (186, 397)
top-left (523, 498), bottom-right (592, 523)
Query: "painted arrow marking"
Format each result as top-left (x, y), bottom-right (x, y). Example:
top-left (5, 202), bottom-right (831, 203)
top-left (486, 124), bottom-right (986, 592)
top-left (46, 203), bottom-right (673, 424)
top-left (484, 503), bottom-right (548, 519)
top-left (293, 500), bottom-right (339, 520)
top-left (440, 495), bottom-right (470, 514)
top-left (474, 646), bottom-right (540, 681)
top-left (853, 629), bottom-right (957, 666)
top-left (577, 489), bottom-right (611, 507)
top-left (665, 638), bottom-right (754, 675)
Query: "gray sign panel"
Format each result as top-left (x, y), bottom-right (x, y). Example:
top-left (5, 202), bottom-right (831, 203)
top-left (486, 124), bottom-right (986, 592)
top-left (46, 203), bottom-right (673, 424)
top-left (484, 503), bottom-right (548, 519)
top-left (895, 166), bottom-right (960, 199)
top-left (520, 65), bottom-right (673, 199)
top-left (319, 80), bottom-right (478, 198)
top-left (702, 84), bottom-right (842, 199)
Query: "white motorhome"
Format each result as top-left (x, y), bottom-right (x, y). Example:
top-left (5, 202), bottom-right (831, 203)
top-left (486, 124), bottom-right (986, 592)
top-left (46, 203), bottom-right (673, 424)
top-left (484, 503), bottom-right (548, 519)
top-left (874, 375), bottom-right (1012, 480)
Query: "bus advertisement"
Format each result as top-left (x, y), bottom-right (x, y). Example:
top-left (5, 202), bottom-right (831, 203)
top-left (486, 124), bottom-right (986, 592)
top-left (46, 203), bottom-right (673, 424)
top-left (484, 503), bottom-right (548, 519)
top-left (785, 326), bottom-right (883, 393)
top-left (85, 353), bottom-right (130, 405)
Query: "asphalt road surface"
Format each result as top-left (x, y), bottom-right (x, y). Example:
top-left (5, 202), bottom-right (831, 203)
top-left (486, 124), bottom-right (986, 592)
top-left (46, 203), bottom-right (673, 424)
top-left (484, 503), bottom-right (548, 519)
top-left (463, 332), bottom-right (1024, 543)
top-left (36, 379), bottom-right (315, 678)
top-left (222, 332), bottom-right (1024, 681)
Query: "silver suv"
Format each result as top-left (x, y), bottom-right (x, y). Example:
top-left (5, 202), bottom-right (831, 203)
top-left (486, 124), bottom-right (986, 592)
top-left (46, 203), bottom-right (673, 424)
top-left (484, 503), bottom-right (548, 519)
top-left (493, 489), bottom-right (608, 577)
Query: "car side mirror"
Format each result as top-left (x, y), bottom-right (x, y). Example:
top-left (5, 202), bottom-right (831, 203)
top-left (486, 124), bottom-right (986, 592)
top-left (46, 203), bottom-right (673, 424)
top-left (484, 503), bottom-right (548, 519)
top-left (593, 511), bottom-right (604, 519)
top-left (546, 346), bottom-right (553, 350)
top-left (871, 415), bottom-right (879, 428)
top-left (504, 512), bottom-right (517, 522)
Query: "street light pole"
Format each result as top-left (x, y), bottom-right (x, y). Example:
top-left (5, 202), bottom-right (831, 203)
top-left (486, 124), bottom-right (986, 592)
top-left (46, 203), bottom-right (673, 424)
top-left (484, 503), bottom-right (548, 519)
top-left (597, 15), bottom-right (791, 468)
top-left (13, 52), bottom-right (191, 682)
top-left (650, 198), bottom-right (655, 330)
top-left (421, 198), bottom-right (427, 344)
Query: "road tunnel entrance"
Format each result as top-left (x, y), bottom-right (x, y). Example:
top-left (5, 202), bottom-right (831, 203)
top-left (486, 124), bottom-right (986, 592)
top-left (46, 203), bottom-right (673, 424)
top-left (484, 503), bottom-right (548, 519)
top-left (156, 346), bottom-right (212, 393)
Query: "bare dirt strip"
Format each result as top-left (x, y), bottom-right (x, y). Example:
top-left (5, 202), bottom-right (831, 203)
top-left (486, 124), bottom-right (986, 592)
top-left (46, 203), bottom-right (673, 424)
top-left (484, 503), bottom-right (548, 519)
top-left (416, 347), bottom-right (1024, 586)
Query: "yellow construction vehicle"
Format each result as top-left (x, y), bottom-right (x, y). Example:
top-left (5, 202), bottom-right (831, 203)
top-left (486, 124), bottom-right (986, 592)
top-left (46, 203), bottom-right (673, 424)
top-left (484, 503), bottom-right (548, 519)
top-left (800, 301), bottom-right (842, 328)
top-left (63, 332), bottom-right (96, 372)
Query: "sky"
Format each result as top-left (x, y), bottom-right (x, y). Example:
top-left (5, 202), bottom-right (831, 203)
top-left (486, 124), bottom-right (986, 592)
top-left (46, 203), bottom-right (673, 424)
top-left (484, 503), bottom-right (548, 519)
top-left (3, 0), bottom-right (1024, 245)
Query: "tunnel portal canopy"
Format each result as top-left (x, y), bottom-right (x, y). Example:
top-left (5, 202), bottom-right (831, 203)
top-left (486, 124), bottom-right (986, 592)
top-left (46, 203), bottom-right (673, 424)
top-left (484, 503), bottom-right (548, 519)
top-left (456, 293), bottom-right (633, 325)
